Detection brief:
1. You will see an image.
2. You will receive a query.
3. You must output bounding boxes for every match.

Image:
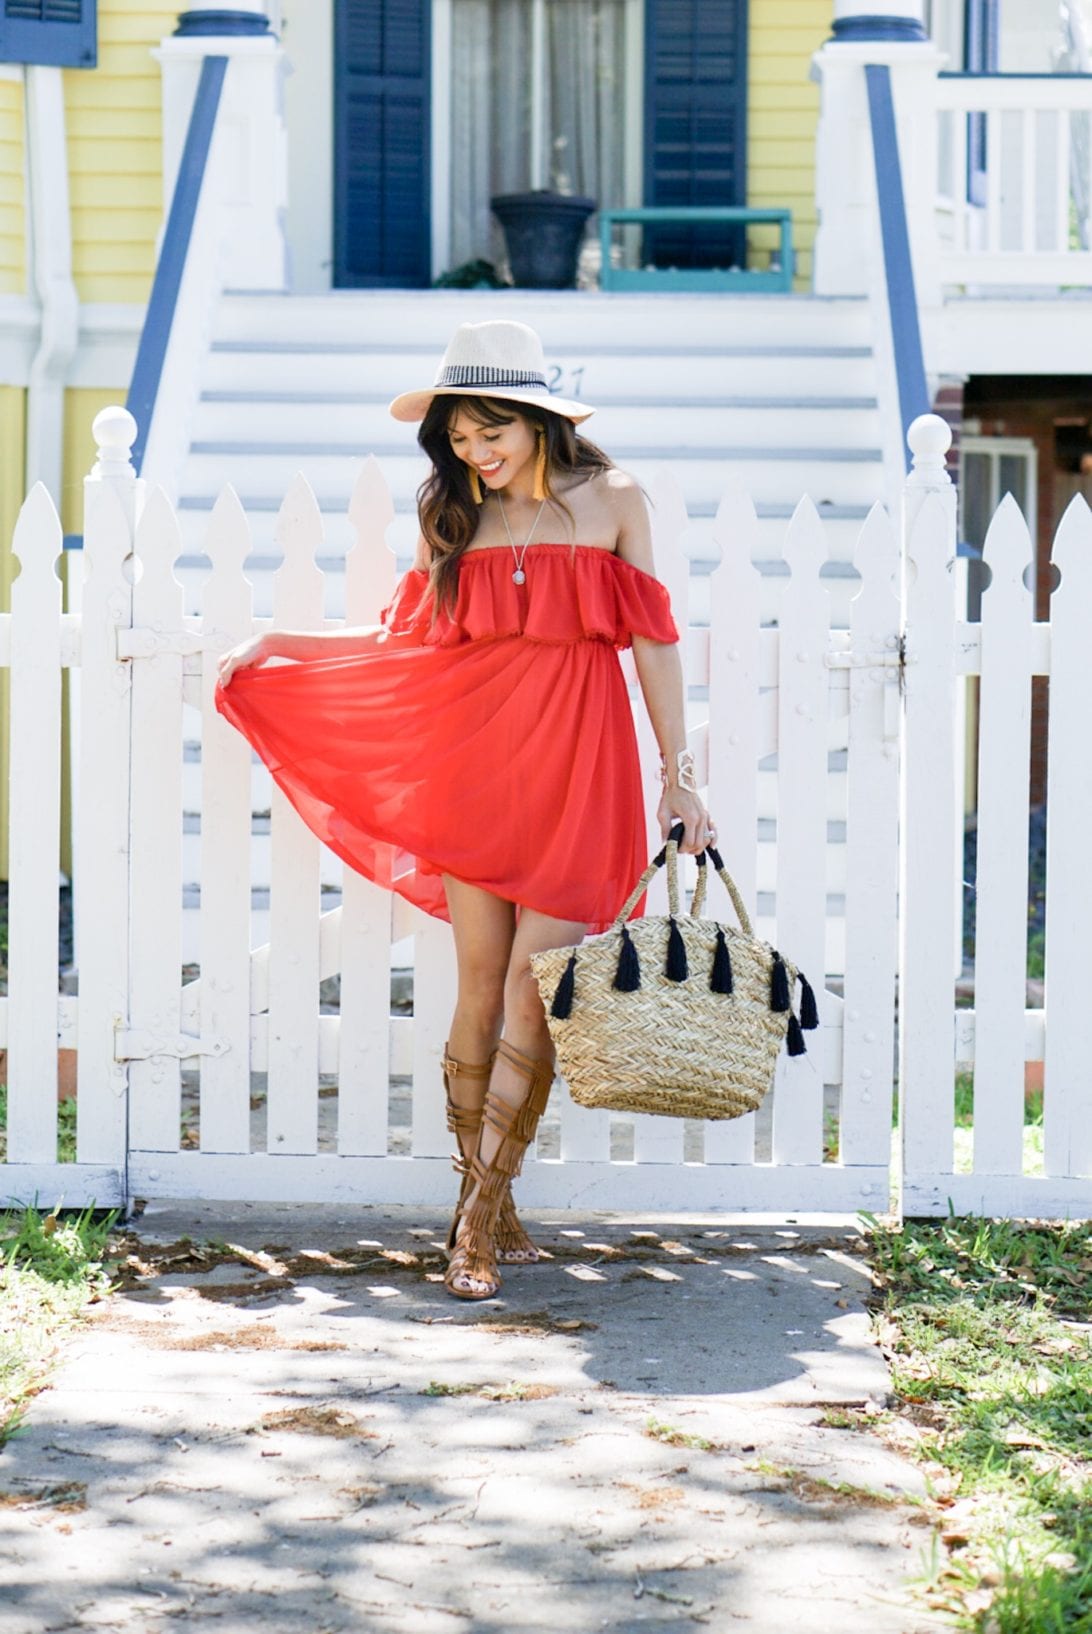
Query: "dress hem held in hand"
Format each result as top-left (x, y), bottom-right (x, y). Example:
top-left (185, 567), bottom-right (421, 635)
top-left (214, 544), bottom-right (680, 933)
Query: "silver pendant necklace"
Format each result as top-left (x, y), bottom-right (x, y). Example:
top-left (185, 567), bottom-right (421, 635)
top-left (497, 492), bottom-right (547, 585)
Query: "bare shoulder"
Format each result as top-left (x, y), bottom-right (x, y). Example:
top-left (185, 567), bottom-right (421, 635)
top-left (591, 466), bottom-right (644, 507)
top-left (412, 532), bottom-right (432, 573)
top-left (593, 467), bottom-right (654, 570)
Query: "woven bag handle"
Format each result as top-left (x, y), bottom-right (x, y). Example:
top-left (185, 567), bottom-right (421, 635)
top-left (613, 823), bottom-right (754, 938)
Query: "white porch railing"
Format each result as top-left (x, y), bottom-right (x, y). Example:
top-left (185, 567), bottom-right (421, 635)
top-left (1, 413), bottom-right (1091, 1220)
top-left (935, 73), bottom-right (1092, 286)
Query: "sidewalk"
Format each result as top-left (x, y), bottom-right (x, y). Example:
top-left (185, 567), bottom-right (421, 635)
top-left (0, 1204), bottom-right (945, 1633)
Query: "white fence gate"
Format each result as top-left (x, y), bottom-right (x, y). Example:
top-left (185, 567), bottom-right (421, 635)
top-left (1, 410), bottom-right (1090, 1220)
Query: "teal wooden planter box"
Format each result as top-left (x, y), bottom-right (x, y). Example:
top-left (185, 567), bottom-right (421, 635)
top-left (599, 207), bottom-right (794, 293)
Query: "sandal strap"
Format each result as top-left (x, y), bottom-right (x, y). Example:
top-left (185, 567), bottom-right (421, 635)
top-left (442, 1047), bottom-right (495, 1136)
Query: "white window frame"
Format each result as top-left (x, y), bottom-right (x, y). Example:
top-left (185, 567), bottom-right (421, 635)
top-left (960, 435), bottom-right (1039, 557)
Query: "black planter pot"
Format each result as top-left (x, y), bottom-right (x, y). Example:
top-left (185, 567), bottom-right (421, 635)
top-left (490, 191), bottom-right (596, 290)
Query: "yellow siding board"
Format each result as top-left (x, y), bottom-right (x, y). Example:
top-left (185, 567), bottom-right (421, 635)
top-left (0, 77), bottom-right (24, 296)
top-left (71, 174), bottom-right (162, 208)
top-left (98, 12), bottom-right (175, 41)
top-left (68, 108), bottom-right (162, 140)
top-left (749, 0), bottom-right (831, 24)
top-left (747, 0), bottom-right (827, 290)
top-left (72, 233), bottom-right (159, 266)
top-left (749, 111), bottom-right (819, 140)
top-left (65, 2), bottom-right (178, 302)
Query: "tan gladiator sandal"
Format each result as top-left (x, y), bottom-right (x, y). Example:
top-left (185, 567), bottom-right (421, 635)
top-left (443, 1046), bottom-right (541, 1265)
top-left (444, 1040), bottom-right (554, 1301)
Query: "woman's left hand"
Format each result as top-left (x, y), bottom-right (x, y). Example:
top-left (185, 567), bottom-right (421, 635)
top-left (657, 785), bottom-right (715, 856)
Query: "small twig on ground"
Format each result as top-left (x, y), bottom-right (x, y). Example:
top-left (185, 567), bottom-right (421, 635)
top-left (634, 1574), bottom-right (694, 1607)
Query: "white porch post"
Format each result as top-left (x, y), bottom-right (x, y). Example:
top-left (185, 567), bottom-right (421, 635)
top-left (811, 2), bottom-right (944, 309)
top-left (155, 5), bottom-right (288, 291)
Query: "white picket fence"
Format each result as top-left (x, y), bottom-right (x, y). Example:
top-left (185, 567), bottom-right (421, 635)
top-left (1, 409), bottom-right (1090, 1220)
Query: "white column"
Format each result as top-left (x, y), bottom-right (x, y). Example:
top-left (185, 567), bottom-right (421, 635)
top-left (811, 7), bottom-right (944, 308)
top-left (23, 66), bottom-right (78, 502)
top-left (156, 8), bottom-right (287, 291)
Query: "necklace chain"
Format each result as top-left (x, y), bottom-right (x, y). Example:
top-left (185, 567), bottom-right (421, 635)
top-left (496, 492), bottom-right (547, 585)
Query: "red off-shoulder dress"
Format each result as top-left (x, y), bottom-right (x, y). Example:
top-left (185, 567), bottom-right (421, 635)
top-left (214, 543), bottom-right (679, 933)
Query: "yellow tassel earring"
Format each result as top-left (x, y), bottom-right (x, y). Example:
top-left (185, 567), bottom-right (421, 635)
top-left (532, 433), bottom-right (548, 502)
top-left (467, 466), bottom-right (484, 504)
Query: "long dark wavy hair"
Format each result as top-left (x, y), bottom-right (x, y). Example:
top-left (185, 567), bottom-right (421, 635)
top-left (416, 394), bottom-right (613, 615)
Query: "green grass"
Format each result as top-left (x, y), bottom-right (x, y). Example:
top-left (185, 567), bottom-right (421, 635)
top-left (862, 1214), bottom-right (1092, 1632)
top-left (0, 1085), bottom-right (78, 1164)
top-left (0, 1203), bottom-right (117, 1444)
top-left (645, 1415), bottom-right (717, 1451)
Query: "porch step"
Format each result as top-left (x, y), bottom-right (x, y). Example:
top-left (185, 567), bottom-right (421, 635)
top-left (213, 288), bottom-right (874, 351)
top-left (205, 344), bottom-right (879, 402)
top-left (193, 396), bottom-right (881, 451)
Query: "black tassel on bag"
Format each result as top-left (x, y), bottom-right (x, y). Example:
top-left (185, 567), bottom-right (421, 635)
top-left (798, 973), bottom-right (819, 1031)
top-left (551, 953), bottom-right (577, 1019)
top-left (613, 925), bottom-right (642, 992)
top-left (710, 927), bottom-right (733, 994)
top-left (787, 1012), bottom-right (807, 1056)
top-left (665, 918), bottom-right (689, 982)
top-left (770, 952), bottom-right (791, 1012)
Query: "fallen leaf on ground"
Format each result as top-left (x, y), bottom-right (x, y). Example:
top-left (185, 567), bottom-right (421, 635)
top-left (256, 1406), bottom-right (376, 1439)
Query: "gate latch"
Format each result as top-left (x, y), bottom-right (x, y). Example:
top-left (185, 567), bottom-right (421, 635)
top-left (115, 1027), bottom-right (230, 1062)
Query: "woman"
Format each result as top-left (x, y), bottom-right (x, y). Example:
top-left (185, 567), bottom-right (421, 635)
top-left (216, 319), bottom-right (714, 1301)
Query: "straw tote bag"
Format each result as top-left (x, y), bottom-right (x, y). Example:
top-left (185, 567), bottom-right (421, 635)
top-left (528, 825), bottom-right (820, 1121)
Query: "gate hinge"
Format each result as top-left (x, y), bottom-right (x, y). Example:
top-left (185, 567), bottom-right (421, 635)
top-left (115, 1026), bottom-right (230, 1062)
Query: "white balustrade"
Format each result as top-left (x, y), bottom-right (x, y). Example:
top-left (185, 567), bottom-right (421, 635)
top-left (935, 75), bottom-right (1092, 286)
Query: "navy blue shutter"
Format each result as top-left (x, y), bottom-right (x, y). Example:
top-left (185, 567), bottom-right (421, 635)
top-left (643, 0), bottom-right (747, 269)
top-left (0, 1), bottom-right (96, 68)
top-left (965, 0), bottom-right (999, 205)
top-left (334, 0), bottom-right (431, 288)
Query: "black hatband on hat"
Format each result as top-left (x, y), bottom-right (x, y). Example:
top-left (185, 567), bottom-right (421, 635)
top-left (434, 365), bottom-right (548, 390)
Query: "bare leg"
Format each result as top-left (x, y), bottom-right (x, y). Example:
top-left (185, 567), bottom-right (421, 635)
top-left (447, 905), bottom-right (586, 1298)
top-left (443, 874), bottom-right (514, 1067)
top-left (440, 876), bottom-right (514, 1248)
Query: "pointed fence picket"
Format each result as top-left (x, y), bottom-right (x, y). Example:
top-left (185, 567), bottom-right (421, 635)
top-left (266, 476), bottom-right (325, 1155)
top-left (703, 484), bottom-right (763, 1168)
top-left (1043, 497), bottom-right (1092, 1186)
top-left (196, 487), bottom-right (255, 1154)
top-left (972, 497), bottom-right (1034, 1178)
top-left (74, 415), bottom-right (141, 1179)
top-left (3, 408), bottom-right (1090, 1219)
top-left (770, 499), bottom-right (829, 1167)
top-left (5, 486), bottom-right (64, 1165)
top-left (840, 504), bottom-right (901, 1170)
top-left (337, 458), bottom-right (398, 1158)
top-left (128, 489), bottom-right (186, 1155)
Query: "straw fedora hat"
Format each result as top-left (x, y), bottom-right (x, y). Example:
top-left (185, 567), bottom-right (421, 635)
top-left (389, 319), bottom-right (595, 424)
